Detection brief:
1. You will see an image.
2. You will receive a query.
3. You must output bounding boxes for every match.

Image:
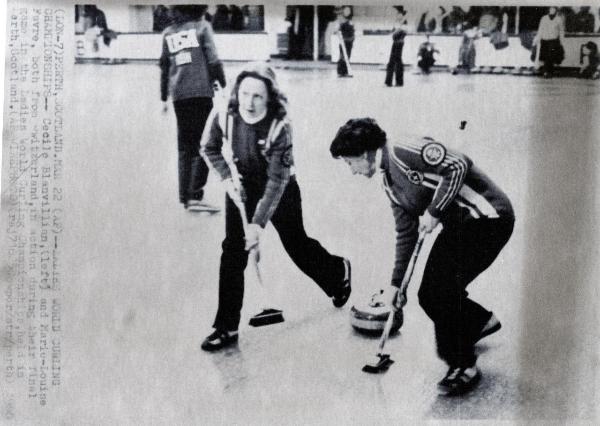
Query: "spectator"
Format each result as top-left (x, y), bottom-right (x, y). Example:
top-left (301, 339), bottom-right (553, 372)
top-left (446, 6), bottom-right (467, 34)
top-left (244, 6), bottom-right (264, 31)
top-left (417, 35), bottom-right (439, 74)
top-left (335, 6), bottom-right (355, 77)
top-left (453, 24), bottom-right (482, 73)
top-left (418, 7), bottom-right (448, 33)
top-left (385, 10), bottom-right (407, 86)
top-left (211, 5), bottom-right (230, 31)
top-left (534, 7), bottom-right (565, 78)
top-left (498, 7), bottom-right (515, 34)
top-left (465, 6), bottom-right (483, 29)
top-left (579, 41), bottom-right (600, 79)
top-left (561, 7), bottom-right (576, 32)
top-left (229, 4), bottom-right (244, 31)
top-left (83, 5), bottom-right (119, 64)
top-left (572, 7), bottom-right (595, 33)
top-left (478, 7), bottom-right (500, 35)
top-left (153, 5), bottom-right (172, 32)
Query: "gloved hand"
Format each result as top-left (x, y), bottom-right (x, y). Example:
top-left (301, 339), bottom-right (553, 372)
top-left (223, 178), bottom-right (245, 208)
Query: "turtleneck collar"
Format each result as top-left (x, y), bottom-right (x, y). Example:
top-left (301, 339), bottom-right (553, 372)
top-left (240, 109), bottom-right (267, 125)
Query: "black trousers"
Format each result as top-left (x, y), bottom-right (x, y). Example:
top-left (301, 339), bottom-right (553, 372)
top-left (173, 97), bottom-right (213, 204)
top-left (337, 41), bottom-right (353, 76)
top-left (418, 218), bottom-right (514, 368)
top-left (539, 38), bottom-right (562, 75)
top-left (385, 42), bottom-right (404, 86)
top-left (213, 178), bottom-right (345, 331)
top-left (418, 57), bottom-right (435, 74)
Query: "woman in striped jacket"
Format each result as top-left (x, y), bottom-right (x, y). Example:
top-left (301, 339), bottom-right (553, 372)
top-left (200, 63), bottom-right (350, 351)
top-left (330, 117), bottom-right (514, 396)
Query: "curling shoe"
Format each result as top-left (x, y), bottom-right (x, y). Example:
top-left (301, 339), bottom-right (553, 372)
top-left (201, 329), bottom-right (238, 352)
top-left (437, 365), bottom-right (481, 396)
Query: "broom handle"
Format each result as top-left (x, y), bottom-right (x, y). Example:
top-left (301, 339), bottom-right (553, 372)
top-left (377, 232), bottom-right (426, 354)
top-left (238, 201), bottom-right (271, 309)
top-left (209, 82), bottom-right (272, 309)
top-left (534, 37), bottom-right (541, 70)
top-left (338, 34), bottom-right (353, 76)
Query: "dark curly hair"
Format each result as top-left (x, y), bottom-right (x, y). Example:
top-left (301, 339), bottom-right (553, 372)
top-left (330, 118), bottom-right (387, 158)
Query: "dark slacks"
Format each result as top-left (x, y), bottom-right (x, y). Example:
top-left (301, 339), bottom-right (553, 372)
top-left (337, 41), bottom-right (353, 76)
top-left (173, 97), bottom-right (213, 204)
top-left (539, 38), bottom-right (563, 75)
top-left (385, 42), bottom-right (404, 86)
top-left (418, 56), bottom-right (435, 74)
top-left (213, 178), bottom-right (345, 331)
top-left (418, 218), bottom-right (514, 368)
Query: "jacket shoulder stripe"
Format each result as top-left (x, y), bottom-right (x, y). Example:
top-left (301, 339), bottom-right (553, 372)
top-left (436, 161), bottom-right (466, 210)
top-left (270, 119), bottom-right (288, 142)
top-left (458, 185), bottom-right (500, 218)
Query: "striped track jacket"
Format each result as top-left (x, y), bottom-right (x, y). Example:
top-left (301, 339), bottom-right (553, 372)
top-left (381, 136), bottom-right (514, 287)
top-left (201, 110), bottom-right (293, 228)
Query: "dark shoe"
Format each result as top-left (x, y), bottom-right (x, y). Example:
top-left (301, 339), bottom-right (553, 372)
top-left (201, 329), bottom-right (238, 352)
top-left (476, 313), bottom-right (501, 343)
top-left (437, 366), bottom-right (481, 396)
top-left (332, 258), bottom-right (352, 308)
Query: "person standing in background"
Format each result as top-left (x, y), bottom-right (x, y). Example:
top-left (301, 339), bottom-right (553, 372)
top-left (453, 24), bottom-right (482, 73)
top-left (160, 5), bottom-right (226, 212)
top-left (385, 9), bottom-right (407, 87)
top-left (335, 6), bottom-right (355, 77)
top-left (82, 5), bottom-right (120, 64)
top-left (153, 5), bottom-right (172, 32)
top-left (534, 7), bottom-right (565, 78)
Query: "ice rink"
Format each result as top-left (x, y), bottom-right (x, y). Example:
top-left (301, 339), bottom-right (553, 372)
top-left (30, 62), bottom-right (599, 424)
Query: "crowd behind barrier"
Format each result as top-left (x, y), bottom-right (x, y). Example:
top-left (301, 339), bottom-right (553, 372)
top-left (74, 4), bottom-right (600, 77)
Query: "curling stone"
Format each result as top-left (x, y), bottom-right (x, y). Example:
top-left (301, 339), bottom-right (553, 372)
top-left (350, 290), bottom-right (403, 335)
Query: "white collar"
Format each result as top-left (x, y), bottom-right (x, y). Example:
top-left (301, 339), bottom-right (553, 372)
top-left (240, 109), bottom-right (267, 125)
top-left (376, 147), bottom-right (384, 170)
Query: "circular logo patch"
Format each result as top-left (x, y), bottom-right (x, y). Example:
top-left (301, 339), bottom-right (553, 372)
top-left (406, 170), bottom-right (424, 185)
top-left (421, 142), bottom-right (446, 166)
